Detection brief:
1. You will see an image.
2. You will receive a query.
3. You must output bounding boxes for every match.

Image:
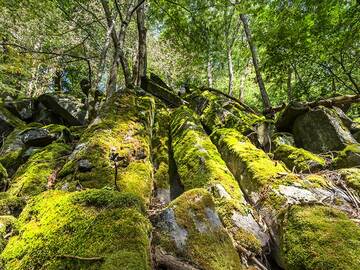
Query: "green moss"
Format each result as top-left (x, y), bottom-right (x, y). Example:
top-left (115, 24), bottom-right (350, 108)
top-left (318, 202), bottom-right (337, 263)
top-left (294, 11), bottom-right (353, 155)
top-left (333, 144), bottom-right (360, 169)
top-left (0, 106), bottom-right (25, 128)
top-left (8, 143), bottom-right (71, 198)
top-left (152, 108), bottom-right (170, 190)
top-left (162, 189), bottom-right (243, 270)
top-left (274, 144), bottom-right (326, 173)
top-left (171, 107), bottom-right (243, 201)
top-left (42, 124), bottom-right (72, 143)
top-left (0, 193), bottom-right (26, 217)
top-left (211, 128), bottom-right (287, 194)
top-left (1, 190), bottom-right (152, 270)
top-left (0, 128), bottom-right (26, 175)
top-left (280, 205), bottom-right (360, 270)
top-left (58, 93), bottom-right (154, 206)
top-left (0, 215), bottom-right (17, 253)
top-left (338, 168), bottom-right (360, 195)
top-left (196, 91), bottom-right (265, 135)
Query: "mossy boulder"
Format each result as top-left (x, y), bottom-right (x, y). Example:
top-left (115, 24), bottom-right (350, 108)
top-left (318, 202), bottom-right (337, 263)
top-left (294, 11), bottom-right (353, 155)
top-left (272, 132), bottom-right (295, 148)
top-left (274, 144), bottom-right (326, 173)
top-left (154, 189), bottom-right (243, 270)
top-left (58, 93), bottom-right (154, 206)
top-left (0, 106), bottom-right (25, 145)
top-left (8, 142), bottom-right (71, 198)
top-left (210, 127), bottom-right (360, 268)
top-left (0, 127), bottom-right (29, 176)
top-left (171, 107), bottom-right (243, 200)
top-left (152, 107), bottom-right (171, 205)
top-left (333, 144), bottom-right (360, 169)
top-left (279, 205), bottom-right (360, 270)
top-left (0, 193), bottom-right (25, 217)
top-left (0, 163), bottom-right (8, 191)
top-left (0, 189), bottom-right (152, 270)
top-left (292, 106), bottom-right (357, 153)
top-left (193, 91), bottom-right (264, 136)
top-left (170, 107), bottom-right (268, 256)
top-left (0, 215), bottom-right (17, 253)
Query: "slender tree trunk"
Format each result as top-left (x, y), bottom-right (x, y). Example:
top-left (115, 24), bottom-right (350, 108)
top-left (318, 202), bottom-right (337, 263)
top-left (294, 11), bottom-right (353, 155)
top-left (107, 51), bottom-right (118, 99)
top-left (136, 1), bottom-right (147, 87)
top-left (54, 70), bottom-right (62, 93)
top-left (207, 58), bottom-right (213, 88)
top-left (287, 67), bottom-right (292, 102)
top-left (240, 14), bottom-right (271, 111)
top-left (227, 47), bottom-right (234, 96)
top-left (239, 60), bottom-right (250, 102)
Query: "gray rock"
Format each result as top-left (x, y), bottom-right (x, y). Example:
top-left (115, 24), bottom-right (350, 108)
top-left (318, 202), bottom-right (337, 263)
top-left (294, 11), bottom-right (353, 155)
top-left (78, 159), bottom-right (93, 172)
top-left (292, 107), bottom-right (357, 153)
top-left (20, 128), bottom-right (55, 147)
top-left (4, 99), bottom-right (35, 122)
top-left (0, 107), bottom-right (24, 146)
top-left (37, 94), bottom-right (86, 126)
top-left (231, 211), bottom-right (269, 246)
top-left (157, 208), bottom-right (188, 250)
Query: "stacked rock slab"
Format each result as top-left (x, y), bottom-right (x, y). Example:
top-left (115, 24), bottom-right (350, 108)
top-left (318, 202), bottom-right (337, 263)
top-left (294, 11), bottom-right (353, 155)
top-left (192, 91), bottom-right (360, 269)
top-left (0, 90), bottom-right (155, 269)
top-left (153, 106), bottom-right (269, 269)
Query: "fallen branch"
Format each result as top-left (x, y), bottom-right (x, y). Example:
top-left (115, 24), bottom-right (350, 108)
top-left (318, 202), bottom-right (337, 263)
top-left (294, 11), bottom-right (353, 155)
top-left (56, 255), bottom-right (104, 262)
top-left (153, 247), bottom-right (199, 270)
top-left (272, 94), bottom-right (360, 114)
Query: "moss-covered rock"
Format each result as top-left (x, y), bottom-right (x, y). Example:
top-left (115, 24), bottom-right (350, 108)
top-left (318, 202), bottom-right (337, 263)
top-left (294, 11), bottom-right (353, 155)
top-left (8, 142), bottom-right (71, 198)
top-left (171, 107), bottom-right (243, 200)
top-left (292, 106), bottom-right (357, 153)
top-left (0, 163), bottom-right (8, 191)
top-left (279, 205), bottom-right (360, 270)
top-left (191, 91), bottom-right (265, 136)
top-left (58, 92), bottom-right (155, 206)
top-left (152, 107), bottom-right (171, 205)
top-left (274, 144), bottom-right (326, 173)
top-left (333, 144), bottom-right (360, 169)
top-left (0, 189), bottom-right (152, 270)
top-left (0, 215), bottom-right (17, 253)
top-left (0, 106), bottom-right (25, 145)
top-left (210, 127), bottom-right (360, 269)
top-left (154, 189), bottom-right (243, 270)
top-left (170, 107), bottom-right (268, 258)
top-left (0, 193), bottom-right (26, 217)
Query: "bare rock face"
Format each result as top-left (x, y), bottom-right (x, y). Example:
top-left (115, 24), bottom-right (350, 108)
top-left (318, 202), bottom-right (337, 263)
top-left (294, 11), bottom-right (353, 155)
top-left (36, 94), bottom-right (87, 126)
top-left (292, 106), bottom-right (357, 153)
top-left (4, 98), bottom-right (35, 122)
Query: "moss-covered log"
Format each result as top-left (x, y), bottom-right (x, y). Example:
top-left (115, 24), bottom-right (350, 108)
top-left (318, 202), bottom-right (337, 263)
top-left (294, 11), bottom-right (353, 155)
top-left (211, 128), bottom-right (360, 269)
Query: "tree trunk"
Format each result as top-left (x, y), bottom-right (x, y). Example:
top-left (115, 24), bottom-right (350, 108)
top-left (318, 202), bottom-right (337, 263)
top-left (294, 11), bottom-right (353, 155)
top-left (239, 59), bottom-right (250, 102)
top-left (207, 58), bottom-right (213, 88)
top-left (227, 47), bottom-right (234, 96)
top-left (287, 67), bottom-right (292, 102)
top-left (136, 1), bottom-right (147, 87)
top-left (54, 70), bottom-right (62, 93)
top-left (240, 14), bottom-right (271, 111)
